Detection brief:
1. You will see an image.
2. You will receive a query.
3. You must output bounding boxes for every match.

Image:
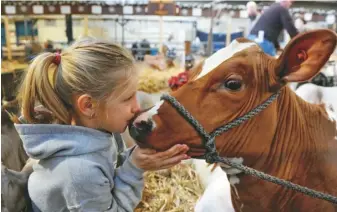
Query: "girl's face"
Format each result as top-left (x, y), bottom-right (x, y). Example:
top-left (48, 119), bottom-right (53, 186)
top-left (97, 76), bottom-right (141, 133)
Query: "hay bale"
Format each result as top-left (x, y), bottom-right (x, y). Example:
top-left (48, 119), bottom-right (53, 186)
top-left (138, 66), bottom-right (183, 94)
top-left (135, 163), bottom-right (204, 212)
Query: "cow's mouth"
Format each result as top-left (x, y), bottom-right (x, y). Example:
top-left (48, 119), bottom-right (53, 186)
top-left (128, 107), bottom-right (155, 148)
top-left (187, 147), bottom-right (207, 157)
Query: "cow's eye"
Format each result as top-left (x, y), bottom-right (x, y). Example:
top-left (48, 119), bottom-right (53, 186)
top-left (224, 79), bottom-right (242, 91)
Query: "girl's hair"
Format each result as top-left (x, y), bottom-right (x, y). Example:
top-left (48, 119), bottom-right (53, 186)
top-left (18, 38), bottom-right (136, 124)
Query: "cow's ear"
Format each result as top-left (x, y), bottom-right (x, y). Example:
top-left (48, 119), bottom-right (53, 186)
top-left (275, 29), bottom-right (336, 83)
top-left (187, 60), bottom-right (204, 81)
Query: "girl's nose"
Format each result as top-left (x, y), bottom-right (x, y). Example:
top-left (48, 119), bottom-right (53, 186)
top-left (131, 98), bottom-right (141, 114)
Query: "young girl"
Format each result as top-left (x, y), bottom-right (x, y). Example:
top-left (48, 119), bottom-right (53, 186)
top-left (15, 38), bottom-right (190, 211)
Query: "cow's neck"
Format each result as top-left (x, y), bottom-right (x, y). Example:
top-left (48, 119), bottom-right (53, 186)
top-left (218, 86), bottom-right (337, 181)
top-left (270, 87), bottom-right (336, 177)
top-left (225, 86), bottom-right (337, 211)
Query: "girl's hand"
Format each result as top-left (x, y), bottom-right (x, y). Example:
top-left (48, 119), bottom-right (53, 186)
top-left (130, 144), bottom-right (190, 171)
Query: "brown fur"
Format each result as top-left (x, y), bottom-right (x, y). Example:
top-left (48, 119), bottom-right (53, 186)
top-left (140, 30), bottom-right (337, 211)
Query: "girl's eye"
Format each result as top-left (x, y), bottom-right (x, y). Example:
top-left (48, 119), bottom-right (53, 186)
top-left (220, 79), bottom-right (243, 91)
top-left (124, 94), bottom-right (135, 102)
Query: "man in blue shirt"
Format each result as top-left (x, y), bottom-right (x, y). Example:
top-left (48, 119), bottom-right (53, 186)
top-left (248, 0), bottom-right (298, 56)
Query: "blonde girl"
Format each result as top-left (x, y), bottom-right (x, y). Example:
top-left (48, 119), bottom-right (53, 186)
top-left (15, 38), bottom-right (189, 212)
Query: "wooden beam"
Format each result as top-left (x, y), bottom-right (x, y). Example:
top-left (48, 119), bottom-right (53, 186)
top-left (159, 15), bottom-right (164, 53)
top-left (3, 16), bottom-right (12, 61)
top-left (206, 4), bottom-right (214, 56)
top-left (184, 40), bottom-right (191, 56)
top-left (83, 15), bottom-right (88, 36)
top-left (226, 17), bottom-right (231, 47)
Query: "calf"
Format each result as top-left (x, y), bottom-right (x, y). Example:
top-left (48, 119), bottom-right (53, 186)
top-left (1, 159), bottom-right (36, 212)
top-left (189, 159), bottom-right (235, 212)
top-left (295, 83), bottom-right (337, 121)
top-left (1, 107), bottom-right (28, 171)
top-left (130, 30), bottom-right (337, 211)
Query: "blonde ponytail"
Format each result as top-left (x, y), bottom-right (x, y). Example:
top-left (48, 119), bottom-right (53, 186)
top-left (18, 53), bottom-right (70, 124)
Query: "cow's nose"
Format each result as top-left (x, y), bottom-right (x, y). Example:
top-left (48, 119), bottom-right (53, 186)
top-left (133, 113), bottom-right (153, 133)
top-left (128, 111), bottom-right (154, 146)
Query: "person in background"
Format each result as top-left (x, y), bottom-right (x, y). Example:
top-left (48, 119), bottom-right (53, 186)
top-left (294, 14), bottom-right (307, 33)
top-left (248, 0), bottom-right (298, 56)
top-left (162, 34), bottom-right (176, 57)
top-left (246, 1), bottom-right (260, 34)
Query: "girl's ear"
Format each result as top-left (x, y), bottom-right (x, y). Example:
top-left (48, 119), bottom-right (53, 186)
top-left (76, 94), bottom-right (96, 118)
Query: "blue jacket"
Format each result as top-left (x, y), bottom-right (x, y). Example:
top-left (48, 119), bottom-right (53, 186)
top-left (15, 124), bottom-right (144, 212)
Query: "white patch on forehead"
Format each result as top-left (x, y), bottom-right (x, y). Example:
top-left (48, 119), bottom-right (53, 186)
top-left (147, 100), bottom-right (164, 117)
top-left (146, 100), bottom-right (164, 130)
top-left (195, 40), bottom-right (257, 80)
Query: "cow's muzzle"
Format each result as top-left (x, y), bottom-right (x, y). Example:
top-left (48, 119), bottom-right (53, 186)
top-left (128, 108), bottom-right (154, 148)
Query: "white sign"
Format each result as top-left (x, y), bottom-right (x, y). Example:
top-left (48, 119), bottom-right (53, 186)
top-left (326, 14), bottom-right (336, 25)
top-left (240, 10), bottom-right (248, 18)
top-left (123, 6), bottom-right (133, 14)
top-left (304, 13), bottom-right (312, 21)
top-left (60, 5), bottom-right (71, 14)
top-left (192, 8), bottom-right (202, 16)
top-left (92, 5), bottom-right (102, 14)
top-left (20, 6), bottom-right (28, 13)
top-left (33, 5), bottom-right (44, 14)
top-left (78, 6), bottom-right (85, 13)
top-left (136, 6), bottom-right (142, 13)
top-left (48, 6), bottom-right (56, 12)
top-left (5, 5), bottom-right (16, 14)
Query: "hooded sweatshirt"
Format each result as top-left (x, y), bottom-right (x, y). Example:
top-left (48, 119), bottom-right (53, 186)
top-left (15, 124), bottom-right (144, 212)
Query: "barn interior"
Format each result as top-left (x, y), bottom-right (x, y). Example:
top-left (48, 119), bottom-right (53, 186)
top-left (1, 0), bottom-right (337, 211)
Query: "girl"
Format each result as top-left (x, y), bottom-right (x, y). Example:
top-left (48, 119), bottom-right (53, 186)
top-left (15, 38), bottom-right (190, 211)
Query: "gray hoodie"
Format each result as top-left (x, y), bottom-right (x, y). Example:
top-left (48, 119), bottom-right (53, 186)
top-left (15, 124), bottom-right (144, 212)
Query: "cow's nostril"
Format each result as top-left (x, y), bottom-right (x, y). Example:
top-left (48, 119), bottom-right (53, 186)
top-left (135, 119), bottom-right (153, 132)
top-left (128, 113), bottom-right (154, 146)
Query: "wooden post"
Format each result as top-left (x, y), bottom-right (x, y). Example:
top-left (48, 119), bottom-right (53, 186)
top-left (206, 4), bottom-right (214, 56)
top-left (121, 15), bottom-right (125, 46)
top-left (24, 17), bottom-right (28, 38)
top-left (4, 16), bottom-right (12, 61)
top-left (114, 18), bottom-right (118, 42)
top-left (185, 40), bottom-right (191, 56)
top-left (65, 14), bottom-right (74, 44)
top-left (159, 15), bottom-right (164, 53)
top-left (226, 17), bottom-right (232, 47)
top-left (83, 16), bottom-right (89, 36)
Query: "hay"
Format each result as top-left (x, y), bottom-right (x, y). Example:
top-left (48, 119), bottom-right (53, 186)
top-left (137, 66), bottom-right (184, 93)
top-left (135, 163), bottom-right (204, 212)
top-left (1, 60), bottom-right (28, 73)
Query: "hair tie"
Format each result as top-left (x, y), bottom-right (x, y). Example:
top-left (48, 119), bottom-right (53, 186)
top-left (53, 53), bottom-right (61, 65)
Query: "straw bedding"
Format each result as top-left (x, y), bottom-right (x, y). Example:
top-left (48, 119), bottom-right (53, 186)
top-left (135, 163), bottom-right (204, 212)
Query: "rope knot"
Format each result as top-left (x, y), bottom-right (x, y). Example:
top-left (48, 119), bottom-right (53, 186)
top-left (205, 151), bottom-right (219, 164)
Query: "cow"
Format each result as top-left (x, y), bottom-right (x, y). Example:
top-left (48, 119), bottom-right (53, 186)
top-left (1, 158), bottom-right (36, 212)
top-left (190, 159), bottom-right (235, 212)
top-left (1, 106), bottom-right (28, 172)
top-left (129, 29), bottom-right (337, 211)
top-left (295, 83), bottom-right (337, 119)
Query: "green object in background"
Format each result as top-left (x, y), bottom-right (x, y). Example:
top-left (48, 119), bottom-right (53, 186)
top-left (15, 21), bottom-right (38, 44)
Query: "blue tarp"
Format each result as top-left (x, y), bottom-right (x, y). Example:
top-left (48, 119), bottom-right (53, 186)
top-left (15, 21), bottom-right (38, 44)
top-left (196, 30), bottom-right (244, 52)
top-left (1, 23), bottom-right (6, 46)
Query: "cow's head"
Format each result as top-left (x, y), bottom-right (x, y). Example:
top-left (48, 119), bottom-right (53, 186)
top-left (130, 30), bottom-right (337, 158)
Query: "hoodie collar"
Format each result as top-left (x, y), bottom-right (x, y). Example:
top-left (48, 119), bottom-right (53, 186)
top-left (15, 124), bottom-right (113, 160)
